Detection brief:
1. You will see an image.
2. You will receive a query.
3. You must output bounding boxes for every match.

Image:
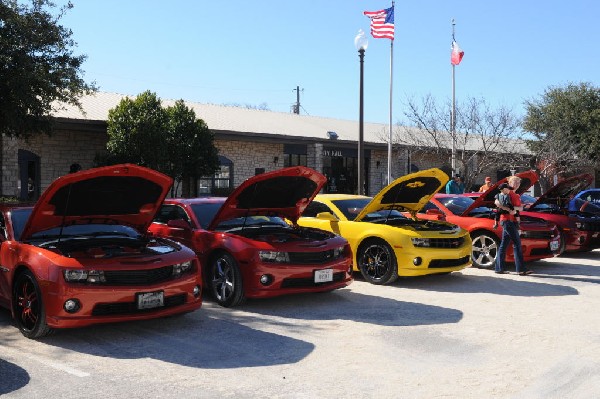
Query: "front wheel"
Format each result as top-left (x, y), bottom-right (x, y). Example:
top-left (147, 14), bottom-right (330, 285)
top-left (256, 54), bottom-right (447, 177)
top-left (209, 252), bottom-right (246, 307)
top-left (471, 231), bottom-right (499, 269)
top-left (13, 271), bottom-right (53, 339)
top-left (357, 239), bottom-right (398, 285)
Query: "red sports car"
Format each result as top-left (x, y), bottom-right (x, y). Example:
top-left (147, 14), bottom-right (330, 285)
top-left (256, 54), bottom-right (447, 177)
top-left (419, 182), bottom-right (561, 268)
top-left (148, 166), bottom-right (353, 307)
top-left (0, 164), bottom-right (202, 339)
top-left (513, 171), bottom-right (600, 253)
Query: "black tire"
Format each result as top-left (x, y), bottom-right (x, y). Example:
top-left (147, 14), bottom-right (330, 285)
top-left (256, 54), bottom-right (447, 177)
top-left (471, 231), bottom-right (500, 269)
top-left (209, 252), bottom-right (246, 307)
top-left (12, 271), bottom-right (53, 339)
top-left (357, 239), bottom-right (398, 285)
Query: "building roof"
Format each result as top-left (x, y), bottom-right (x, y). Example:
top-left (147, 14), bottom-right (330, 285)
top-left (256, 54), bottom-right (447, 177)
top-left (52, 91), bottom-right (528, 152)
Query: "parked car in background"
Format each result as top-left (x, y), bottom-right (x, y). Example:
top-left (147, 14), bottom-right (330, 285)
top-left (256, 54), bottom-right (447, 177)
top-left (297, 168), bottom-right (472, 285)
top-left (149, 166), bottom-right (353, 307)
top-left (568, 188), bottom-right (600, 213)
top-left (421, 171), bottom-right (561, 269)
top-left (516, 172), bottom-right (600, 253)
top-left (0, 164), bottom-right (203, 339)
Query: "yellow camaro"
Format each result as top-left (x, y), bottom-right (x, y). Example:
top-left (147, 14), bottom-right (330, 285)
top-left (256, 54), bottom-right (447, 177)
top-left (298, 168), bottom-right (472, 285)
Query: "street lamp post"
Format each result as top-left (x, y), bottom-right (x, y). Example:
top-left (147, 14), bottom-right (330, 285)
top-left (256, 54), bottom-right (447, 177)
top-left (355, 30), bottom-right (368, 195)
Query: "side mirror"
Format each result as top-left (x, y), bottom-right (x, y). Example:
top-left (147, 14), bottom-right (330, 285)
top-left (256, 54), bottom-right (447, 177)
top-left (167, 219), bottom-right (191, 230)
top-left (316, 212), bottom-right (338, 221)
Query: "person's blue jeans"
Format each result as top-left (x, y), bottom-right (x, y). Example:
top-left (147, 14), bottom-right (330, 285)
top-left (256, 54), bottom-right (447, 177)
top-left (495, 220), bottom-right (526, 273)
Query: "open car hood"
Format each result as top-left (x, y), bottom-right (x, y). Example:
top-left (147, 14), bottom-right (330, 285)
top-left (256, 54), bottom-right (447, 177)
top-left (462, 170), bottom-right (538, 215)
top-left (20, 164), bottom-right (173, 241)
top-left (208, 166), bottom-right (326, 229)
top-left (530, 173), bottom-right (593, 208)
top-left (354, 168), bottom-right (449, 221)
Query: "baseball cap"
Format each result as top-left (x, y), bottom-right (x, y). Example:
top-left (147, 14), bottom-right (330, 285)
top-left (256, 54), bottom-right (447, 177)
top-left (498, 183), bottom-right (513, 190)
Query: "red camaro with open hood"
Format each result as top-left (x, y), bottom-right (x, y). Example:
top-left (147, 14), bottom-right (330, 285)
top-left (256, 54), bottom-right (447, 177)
top-left (0, 164), bottom-right (202, 338)
top-left (149, 166), bottom-right (353, 307)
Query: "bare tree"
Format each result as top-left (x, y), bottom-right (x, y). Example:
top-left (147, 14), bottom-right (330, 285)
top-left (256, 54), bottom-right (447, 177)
top-left (387, 95), bottom-right (529, 190)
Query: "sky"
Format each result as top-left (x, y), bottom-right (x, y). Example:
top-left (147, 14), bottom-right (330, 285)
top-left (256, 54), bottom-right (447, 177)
top-left (56, 0), bottom-right (600, 125)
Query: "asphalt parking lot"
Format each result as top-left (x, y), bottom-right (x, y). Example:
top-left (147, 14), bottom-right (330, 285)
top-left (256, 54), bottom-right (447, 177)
top-left (2, 251), bottom-right (600, 398)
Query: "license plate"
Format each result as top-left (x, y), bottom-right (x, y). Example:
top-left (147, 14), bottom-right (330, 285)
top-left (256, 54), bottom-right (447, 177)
top-left (550, 240), bottom-right (560, 251)
top-left (314, 269), bottom-right (333, 283)
top-left (137, 291), bottom-right (164, 310)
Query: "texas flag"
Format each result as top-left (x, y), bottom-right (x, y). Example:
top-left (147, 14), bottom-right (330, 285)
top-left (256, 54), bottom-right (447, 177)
top-left (451, 41), bottom-right (464, 65)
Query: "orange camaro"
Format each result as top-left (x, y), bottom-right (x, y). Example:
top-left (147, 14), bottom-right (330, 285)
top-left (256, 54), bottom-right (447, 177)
top-left (0, 164), bottom-right (202, 338)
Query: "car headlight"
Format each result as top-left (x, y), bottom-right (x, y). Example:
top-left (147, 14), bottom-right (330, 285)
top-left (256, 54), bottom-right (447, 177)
top-left (411, 238), bottom-right (431, 247)
top-left (172, 261), bottom-right (193, 277)
top-left (259, 251), bottom-right (290, 263)
top-left (63, 269), bottom-right (106, 283)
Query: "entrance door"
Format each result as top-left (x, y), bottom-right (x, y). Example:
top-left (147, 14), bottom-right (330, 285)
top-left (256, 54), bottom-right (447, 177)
top-left (18, 150), bottom-right (40, 201)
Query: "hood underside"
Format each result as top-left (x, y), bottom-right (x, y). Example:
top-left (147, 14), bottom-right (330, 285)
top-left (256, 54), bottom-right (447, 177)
top-left (20, 164), bottom-right (173, 241)
top-left (354, 168), bottom-right (449, 221)
top-left (208, 166), bottom-right (326, 229)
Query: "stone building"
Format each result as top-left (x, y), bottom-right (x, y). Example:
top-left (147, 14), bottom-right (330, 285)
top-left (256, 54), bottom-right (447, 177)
top-left (3, 91), bottom-right (510, 200)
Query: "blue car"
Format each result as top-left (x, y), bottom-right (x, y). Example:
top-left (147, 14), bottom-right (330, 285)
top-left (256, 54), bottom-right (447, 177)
top-left (568, 188), bottom-right (600, 213)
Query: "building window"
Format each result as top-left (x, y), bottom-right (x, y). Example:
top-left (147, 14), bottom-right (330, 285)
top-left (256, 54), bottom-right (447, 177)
top-left (283, 153), bottom-right (307, 167)
top-left (283, 144), bottom-right (307, 167)
top-left (198, 155), bottom-right (233, 196)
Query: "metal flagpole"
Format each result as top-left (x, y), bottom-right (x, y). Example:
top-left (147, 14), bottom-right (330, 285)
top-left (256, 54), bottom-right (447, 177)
top-left (387, 3), bottom-right (394, 186)
top-left (451, 19), bottom-right (456, 176)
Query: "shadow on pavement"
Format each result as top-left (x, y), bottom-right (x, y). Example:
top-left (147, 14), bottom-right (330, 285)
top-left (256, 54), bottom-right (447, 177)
top-left (237, 290), bottom-right (463, 326)
top-left (0, 358), bottom-right (30, 395)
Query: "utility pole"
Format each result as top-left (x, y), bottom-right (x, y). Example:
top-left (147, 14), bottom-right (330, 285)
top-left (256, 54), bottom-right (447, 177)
top-left (292, 86), bottom-right (302, 114)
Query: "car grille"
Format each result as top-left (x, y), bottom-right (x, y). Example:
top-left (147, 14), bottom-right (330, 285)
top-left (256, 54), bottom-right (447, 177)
top-left (103, 266), bottom-right (174, 285)
top-left (530, 248), bottom-right (553, 256)
top-left (288, 250), bottom-right (342, 264)
top-left (91, 294), bottom-right (187, 316)
top-left (429, 255), bottom-right (471, 269)
top-left (280, 272), bottom-right (346, 288)
top-left (413, 237), bottom-right (466, 249)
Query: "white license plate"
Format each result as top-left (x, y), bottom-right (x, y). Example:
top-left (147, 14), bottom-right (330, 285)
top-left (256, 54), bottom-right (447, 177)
top-left (550, 240), bottom-right (560, 251)
top-left (314, 269), bottom-right (333, 283)
top-left (137, 291), bottom-right (164, 310)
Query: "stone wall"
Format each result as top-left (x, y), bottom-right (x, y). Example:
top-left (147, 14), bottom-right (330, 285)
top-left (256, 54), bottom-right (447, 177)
top-left (2, 130), bottom-right (107, 196)
top-left (215, 139), bottom-right (284, 187)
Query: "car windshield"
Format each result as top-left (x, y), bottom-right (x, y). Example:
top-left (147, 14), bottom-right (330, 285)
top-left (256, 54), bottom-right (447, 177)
top-left (190, 202), bottom-right (289, 231)
top-left (190, 202), bottom-right (224, 229)
top-left (10, 207), bottom-right (141, 241)
top-left (330, 198), bottom-right (407, 221)
top-left (437, 195), bottom-right (492, 215)
top-left (214, 216), bottom-right (289, 231)
top-left (30, 224), bottom-right (141, 240)
top-left (10, 208), bottom-right (32, 241)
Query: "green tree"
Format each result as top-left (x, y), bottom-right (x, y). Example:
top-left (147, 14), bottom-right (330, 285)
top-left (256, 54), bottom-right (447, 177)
top-left (106, 91), bottom-right (168, 170)
top-left (0, 0), bottom-right (96, 138)
top-left (105, 92), bottom-right (219, 197)
top-left (165, 100), bottom-right (219, 196)
top-left (523, 82), bottom-right (600, 191)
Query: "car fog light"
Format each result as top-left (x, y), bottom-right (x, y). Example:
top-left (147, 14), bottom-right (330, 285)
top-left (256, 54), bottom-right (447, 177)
top-left (260, 274), bottom-right (273, 285)
top-left (413, 257), bottom-right (422, 266)
top-left (193, 285), bottom-right (201, 297)
top-left (63, 299), bottom-right (81, 313)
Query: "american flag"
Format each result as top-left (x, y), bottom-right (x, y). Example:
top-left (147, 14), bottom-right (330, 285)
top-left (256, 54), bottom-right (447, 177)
top-left (363, 6), bottom-right (395, 40)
